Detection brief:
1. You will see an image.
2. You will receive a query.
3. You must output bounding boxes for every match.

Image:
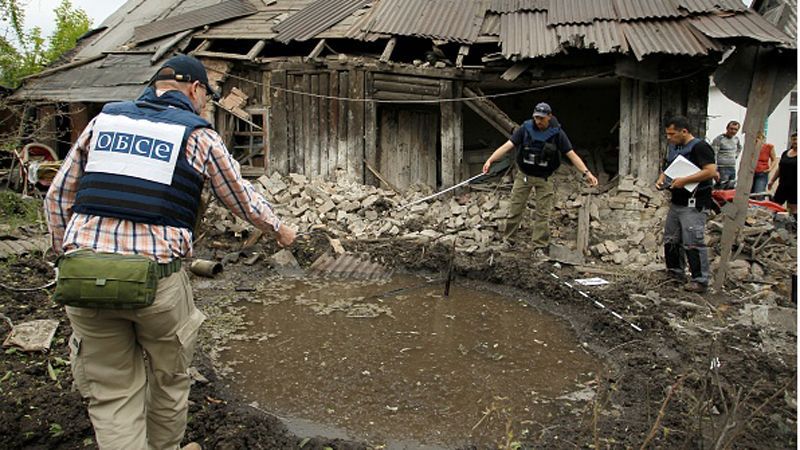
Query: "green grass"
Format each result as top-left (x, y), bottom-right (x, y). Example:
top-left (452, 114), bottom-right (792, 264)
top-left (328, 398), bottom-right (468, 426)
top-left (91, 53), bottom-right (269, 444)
top-left (0, 190), bottom-right (42, 229)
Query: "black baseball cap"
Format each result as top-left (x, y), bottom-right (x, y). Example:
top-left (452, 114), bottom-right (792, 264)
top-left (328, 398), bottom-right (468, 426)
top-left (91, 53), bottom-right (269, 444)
top-left (532, 102), bottom-right (552, 117)
top-left (154, 54), bottom-right (220, 101)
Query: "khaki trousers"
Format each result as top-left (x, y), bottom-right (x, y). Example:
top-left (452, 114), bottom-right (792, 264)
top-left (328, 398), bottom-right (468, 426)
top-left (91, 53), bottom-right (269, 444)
top-left (66, 269), bottom-right (205, 450)
top-left (505, 170), bottom-right (555, 248)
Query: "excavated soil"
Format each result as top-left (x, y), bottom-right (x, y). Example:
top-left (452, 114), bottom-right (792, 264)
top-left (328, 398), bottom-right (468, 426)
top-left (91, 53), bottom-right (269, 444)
top-left (0, 229), bottom-right (796, 449)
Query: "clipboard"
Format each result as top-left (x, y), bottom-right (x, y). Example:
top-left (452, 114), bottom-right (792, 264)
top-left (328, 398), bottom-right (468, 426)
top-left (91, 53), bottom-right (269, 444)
top-left (664, 155), bottom-right (700, 192)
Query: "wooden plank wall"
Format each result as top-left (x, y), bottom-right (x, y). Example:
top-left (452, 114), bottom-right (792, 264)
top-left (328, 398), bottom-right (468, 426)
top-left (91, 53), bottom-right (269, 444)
top-left (267, 68), bottom-right (367, 181)
top-left (618, 74), bottom-right (710, 183)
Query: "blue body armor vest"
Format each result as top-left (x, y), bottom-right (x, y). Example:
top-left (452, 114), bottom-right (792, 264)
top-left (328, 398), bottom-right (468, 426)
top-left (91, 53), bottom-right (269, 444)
top-left (664, 138), bottom-right (712, 193)
top-left (517, 119), bottom-right (562, 178)
top-left (73, 88), bottom-right (209, 229)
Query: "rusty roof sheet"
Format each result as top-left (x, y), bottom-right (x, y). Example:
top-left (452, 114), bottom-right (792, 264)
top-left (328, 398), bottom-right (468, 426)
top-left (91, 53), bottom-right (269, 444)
top-left (622, 19), bottom-right (718, 60)
top-left (613, 0), bottom-right (683, 21)
top-left (547, 0), bottom-right (616, 25)
top-left (134, 0), bottom-right (257, 43)
top-left (488, 0), bottom-right (548, 13)
top-left (689, 10), bottom-right (793, 44)
top-left (556, 20), bottom-right (628, 53)
top-left (500, 11), bottom-right (561, 59)
top-left (677, 0), bottom-right (747, 13)
top-left (11, 53), bottom-right (157, 102)
top-left (273, 0), bottom-right (370, 43)
top-left (366, 0), bottom-right (486, 43)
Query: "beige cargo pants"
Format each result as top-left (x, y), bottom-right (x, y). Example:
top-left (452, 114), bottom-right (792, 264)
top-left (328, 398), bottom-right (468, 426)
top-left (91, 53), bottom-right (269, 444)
top-left (504, 169), bottom-right (555, 248)
top-left (66, 269), bottom-right (205, 450)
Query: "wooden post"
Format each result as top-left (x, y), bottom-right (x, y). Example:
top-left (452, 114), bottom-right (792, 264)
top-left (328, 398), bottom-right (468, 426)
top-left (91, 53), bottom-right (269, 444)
top-left (440, 80), bottom-right (456, 187)
top-left (364, 72), bottom-right (378, 186)
top-left (714, 50), bottom-right (778, 291)
top-left (307, 39), bottom-right (326, 60)
top-left (619, 78), bottom-right (632, 176)
top-left (577, 194), bottom-right (592, 255)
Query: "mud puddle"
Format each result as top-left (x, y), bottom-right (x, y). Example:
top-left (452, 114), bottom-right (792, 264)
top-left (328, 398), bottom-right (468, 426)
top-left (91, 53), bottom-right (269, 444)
top-left (219, 274), bottom-right (600, 448)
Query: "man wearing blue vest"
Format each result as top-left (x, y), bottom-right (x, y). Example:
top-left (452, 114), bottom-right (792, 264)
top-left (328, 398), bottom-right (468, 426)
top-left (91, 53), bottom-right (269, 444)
top-left (482, 102), bottom-right (598, 256)
top-left (656, 116), bottom-right (717, 293)
top-left (45, 55), bottom-right (295, 450)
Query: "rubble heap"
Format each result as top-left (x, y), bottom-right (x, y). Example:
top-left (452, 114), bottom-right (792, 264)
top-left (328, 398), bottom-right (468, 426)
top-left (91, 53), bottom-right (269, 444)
top-left (202, 171), bottom-right (795, 278)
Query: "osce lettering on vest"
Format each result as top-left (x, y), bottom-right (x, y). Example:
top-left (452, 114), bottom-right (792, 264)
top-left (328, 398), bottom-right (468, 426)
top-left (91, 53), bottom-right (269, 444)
top-left (86, 113), bottom-right (185, 185)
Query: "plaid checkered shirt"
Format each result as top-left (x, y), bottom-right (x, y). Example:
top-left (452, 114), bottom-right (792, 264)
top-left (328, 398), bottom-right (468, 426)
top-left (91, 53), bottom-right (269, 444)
top-left (45, 118), bottom-right (282, 263)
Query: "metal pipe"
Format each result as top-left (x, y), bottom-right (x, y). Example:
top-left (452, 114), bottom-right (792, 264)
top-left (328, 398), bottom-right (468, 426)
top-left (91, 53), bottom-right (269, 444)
top-left (190, 259), bottom-right (223, 278)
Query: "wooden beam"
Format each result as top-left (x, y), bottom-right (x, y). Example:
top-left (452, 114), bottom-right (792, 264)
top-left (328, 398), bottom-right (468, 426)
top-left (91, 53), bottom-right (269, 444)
top-left (500, 61), bottom-right (530, 81)
top-left (577, 194), bottom-right (591, 255)
top-left (151, 29), bottom-right (194, 64)
top-left (193, 50), bottom-right (253, 61)
top-left (191, 39), bottom-right (212, 55)
top-left (714, 49), bottom-right (778, 291)
top-left (455, 45), bottom-right (470, 68)
top-left (364, 158), bottom-right (400, 194)
top-left (307, 39), bottom-right (326, 60)
top-left (462, 86), bottom-right (517, 136)
top-left (246, 40), bottom-right (267, 60)
top-left (380, 37), bottom-right (397, 63)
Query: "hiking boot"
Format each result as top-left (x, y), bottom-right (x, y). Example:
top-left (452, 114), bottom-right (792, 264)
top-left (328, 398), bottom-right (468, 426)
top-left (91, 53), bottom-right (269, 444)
top-left (666, 270), bottom-right (687, 282)
top-left (181, 443), bottom-right (202, 450)
top-left (684, 281), bottom-right (707, 293)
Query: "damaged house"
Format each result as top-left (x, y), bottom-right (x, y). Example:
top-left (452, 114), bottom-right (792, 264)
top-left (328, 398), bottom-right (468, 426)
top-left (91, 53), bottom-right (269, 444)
top-left (9, 0), bottom-right (795, 190)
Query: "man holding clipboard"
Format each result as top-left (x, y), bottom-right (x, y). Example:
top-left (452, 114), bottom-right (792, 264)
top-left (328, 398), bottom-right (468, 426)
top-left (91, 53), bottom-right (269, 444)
top-left (655, 117), bottom-right (717, 293)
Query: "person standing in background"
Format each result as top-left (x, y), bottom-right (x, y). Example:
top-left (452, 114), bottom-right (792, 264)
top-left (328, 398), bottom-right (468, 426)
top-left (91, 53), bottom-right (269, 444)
top-left (769, 132), bottom-right (797, 217)
top-left (711, 121), bottom-right (742, 189)
top-left (752, 131), bottom-right (776, 200)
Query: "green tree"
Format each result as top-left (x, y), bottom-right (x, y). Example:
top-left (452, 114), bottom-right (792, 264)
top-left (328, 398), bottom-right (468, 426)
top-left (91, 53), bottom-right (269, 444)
top-left (0, 0), bottom-right (91, 88)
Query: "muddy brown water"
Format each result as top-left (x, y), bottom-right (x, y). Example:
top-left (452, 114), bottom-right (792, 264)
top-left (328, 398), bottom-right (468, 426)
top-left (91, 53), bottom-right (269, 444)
top-left (220, 274), bottom-right (600, 448)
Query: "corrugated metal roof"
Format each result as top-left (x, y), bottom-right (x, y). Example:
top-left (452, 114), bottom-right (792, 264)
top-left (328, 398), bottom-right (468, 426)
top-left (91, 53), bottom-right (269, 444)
top-left (366, 0), bottom-right (485, 43)
top-left (556, 20), bottom-right (628, 53)
top-left (488, 0), bottom-right (548, 13)
top-left (273, 0), bottom-right (370, 43)
top-left (11, 53), bottom-right (157, 102)
top-left (481, 12), bottom-right (502, 36)
top-left (760, 0), bottom-right (797, 44)
top-left (500, 11), bottom-right (561, 58)
top-left (309, 253), bottom-right (392, 280)
top-left (134, 0), bottom-right (257, 43)
top-left (547, 0), bottom-right (616, 25)
top-left (613, 0), bottom-right (683, 21)
top-left (622, 20), bottom-right (713, 60)
top-left (677, 0), bottom-right (747, 13)
top-left (689, 10), bottom-right (792, 44)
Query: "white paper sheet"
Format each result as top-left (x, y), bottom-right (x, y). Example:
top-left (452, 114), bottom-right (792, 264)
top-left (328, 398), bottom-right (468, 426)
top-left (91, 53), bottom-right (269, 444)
top-left (664, 155), bottom-right (700, 192)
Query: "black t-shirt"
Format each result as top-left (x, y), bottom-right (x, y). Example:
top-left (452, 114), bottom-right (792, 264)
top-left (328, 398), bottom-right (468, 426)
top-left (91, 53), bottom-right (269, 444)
top-left (669, 140), bottom-right (715, 207)
top-left (509, 122), bottom-right (573, 155)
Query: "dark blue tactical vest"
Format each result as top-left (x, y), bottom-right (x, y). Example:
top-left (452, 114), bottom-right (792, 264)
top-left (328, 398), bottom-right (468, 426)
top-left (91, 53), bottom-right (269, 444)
top-left (517, 119), bottom-right (562, 178)
top-left (665, 137), bottom-right (701, 167)
top-left (73, 88), bottom-right (209, 229)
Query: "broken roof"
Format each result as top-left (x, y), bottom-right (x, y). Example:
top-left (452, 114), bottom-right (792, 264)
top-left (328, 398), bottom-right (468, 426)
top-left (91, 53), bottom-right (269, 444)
top-left (11, 0), bottom-right (795, 101)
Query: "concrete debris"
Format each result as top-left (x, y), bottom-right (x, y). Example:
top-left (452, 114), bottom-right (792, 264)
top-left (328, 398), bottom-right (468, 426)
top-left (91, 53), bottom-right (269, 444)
top-left (201, 172), bottom-right (795, 284)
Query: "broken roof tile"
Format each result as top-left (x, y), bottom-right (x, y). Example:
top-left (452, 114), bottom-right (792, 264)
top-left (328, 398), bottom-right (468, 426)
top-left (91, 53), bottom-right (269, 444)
top-left (547, 0), bottom-right (616, 25)
top-left (689, 9), bottom-right (792, 44)
top-left (556, 20), bottom-right (628, 53)
top-left (367, 0), bottom-right (486, 43)
top-left (677, 0), bottom-right (748, 13)
top-left (613, 0), bottom-right (683, 21)
top-left (488, 0), bottom-right (548, 13)
top-left (501, 11), bottom-right (561, 59)
top-left (622, 19), bottom-right (713, 60)
top-left (273, 0), bottom-right (371, 43)
top-left (134, 0), bottom-right (258, 44)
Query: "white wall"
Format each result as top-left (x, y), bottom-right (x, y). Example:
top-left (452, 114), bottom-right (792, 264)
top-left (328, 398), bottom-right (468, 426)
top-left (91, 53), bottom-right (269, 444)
top-left (707, 81), bottom-right (795, 156)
